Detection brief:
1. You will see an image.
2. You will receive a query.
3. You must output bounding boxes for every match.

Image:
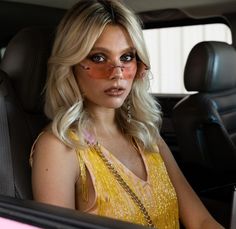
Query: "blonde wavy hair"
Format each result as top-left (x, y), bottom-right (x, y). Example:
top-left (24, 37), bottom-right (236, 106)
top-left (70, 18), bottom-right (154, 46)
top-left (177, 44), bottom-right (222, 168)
top-left (45, 0), bottom-right (162, 151)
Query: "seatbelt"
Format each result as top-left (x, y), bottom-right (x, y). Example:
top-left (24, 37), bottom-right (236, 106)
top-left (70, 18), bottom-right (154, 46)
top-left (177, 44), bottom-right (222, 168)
top-left (0, 76), bottom-right (15, 196)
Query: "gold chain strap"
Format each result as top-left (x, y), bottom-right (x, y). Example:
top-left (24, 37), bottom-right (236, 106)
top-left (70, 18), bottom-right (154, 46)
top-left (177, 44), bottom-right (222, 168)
top-left (93, 144), bottom-right (155, 228)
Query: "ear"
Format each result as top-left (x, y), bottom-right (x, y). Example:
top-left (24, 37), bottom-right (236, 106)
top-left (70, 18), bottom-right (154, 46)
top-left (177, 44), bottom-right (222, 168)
top-left (136, 61), bottom-right (149, 79)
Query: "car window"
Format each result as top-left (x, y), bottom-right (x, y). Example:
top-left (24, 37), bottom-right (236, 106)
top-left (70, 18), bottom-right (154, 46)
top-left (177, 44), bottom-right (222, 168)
top-left (143, 23), bottom-right (232, 94)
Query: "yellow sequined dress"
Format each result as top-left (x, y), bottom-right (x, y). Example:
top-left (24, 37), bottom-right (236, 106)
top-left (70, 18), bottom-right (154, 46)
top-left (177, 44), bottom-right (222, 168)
top-left (74, 137), bottom-right (180, 229)
top-left (30, 132), bottom-right (179, 229)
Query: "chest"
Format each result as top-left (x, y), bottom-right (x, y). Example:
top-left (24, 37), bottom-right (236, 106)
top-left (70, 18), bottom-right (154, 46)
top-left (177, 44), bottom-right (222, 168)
top-left (98, 138), bottom-right (147, 181)
top-left (76, 146), bottom-right (179, 229)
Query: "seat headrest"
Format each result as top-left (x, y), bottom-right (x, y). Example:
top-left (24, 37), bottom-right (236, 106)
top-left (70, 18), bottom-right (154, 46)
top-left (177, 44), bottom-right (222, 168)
top-left (184, 41), bottom-right (236, 92)
top-left (0, 27), bottom-right (55, 113)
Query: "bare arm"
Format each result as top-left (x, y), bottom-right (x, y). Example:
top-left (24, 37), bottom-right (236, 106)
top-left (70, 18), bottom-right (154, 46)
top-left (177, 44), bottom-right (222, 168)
top-left (31, 131), bottom-right (80, 209)
top-left (157, 136), bottom-right (224, 229)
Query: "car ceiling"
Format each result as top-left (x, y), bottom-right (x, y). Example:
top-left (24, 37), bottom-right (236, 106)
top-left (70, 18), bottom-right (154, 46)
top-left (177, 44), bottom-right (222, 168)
top-left (3, 0), bottom-right (236, 16)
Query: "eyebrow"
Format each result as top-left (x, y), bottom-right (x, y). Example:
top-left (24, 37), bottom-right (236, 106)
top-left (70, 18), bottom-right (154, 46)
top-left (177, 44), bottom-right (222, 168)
top-left (90, 47), bottom-right (136, 54)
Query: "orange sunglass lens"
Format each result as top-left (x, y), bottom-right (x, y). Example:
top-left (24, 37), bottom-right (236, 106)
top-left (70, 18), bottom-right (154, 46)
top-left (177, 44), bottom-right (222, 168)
top-left (81, 62), bottom-right (137, 79)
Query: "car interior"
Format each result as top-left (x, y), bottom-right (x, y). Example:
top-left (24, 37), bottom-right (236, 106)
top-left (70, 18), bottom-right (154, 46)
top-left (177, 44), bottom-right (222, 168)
top-left (1, 0), bottom-right (236, 228)
top-left (173, 41), bottom-right (236, 192)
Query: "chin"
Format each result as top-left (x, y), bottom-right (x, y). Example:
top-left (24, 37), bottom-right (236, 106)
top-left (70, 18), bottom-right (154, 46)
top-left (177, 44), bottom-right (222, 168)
top-left (106, 103), bottom-right (123, 109)
top-left (105, 98), bottom-right (125, 109)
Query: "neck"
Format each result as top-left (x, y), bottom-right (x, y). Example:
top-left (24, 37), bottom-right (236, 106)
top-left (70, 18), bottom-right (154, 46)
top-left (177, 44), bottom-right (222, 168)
top-left (87, 106), bottom-right (119, 135)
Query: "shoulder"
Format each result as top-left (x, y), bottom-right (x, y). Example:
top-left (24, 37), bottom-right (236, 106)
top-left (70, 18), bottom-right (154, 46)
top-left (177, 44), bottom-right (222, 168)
top-left (31, 131), bottom-right (80, 182)
top-left (34, 131), bottom-right (71, 156)
top-left (155, 135), bottom-right (181, 180)
top-left (155, 135), bottom-right (169, 158)
top-left (31, 130), bottom-right (80, 208)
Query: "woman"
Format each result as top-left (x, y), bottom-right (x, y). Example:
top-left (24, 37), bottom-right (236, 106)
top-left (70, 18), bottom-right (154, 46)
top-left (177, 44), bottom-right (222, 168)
top-left (31, 0), bottom-right (224, 228)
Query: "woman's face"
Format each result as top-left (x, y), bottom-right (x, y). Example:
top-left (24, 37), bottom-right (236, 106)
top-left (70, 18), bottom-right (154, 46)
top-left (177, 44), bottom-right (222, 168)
top-left (74, 24), bottom-right (137, 110)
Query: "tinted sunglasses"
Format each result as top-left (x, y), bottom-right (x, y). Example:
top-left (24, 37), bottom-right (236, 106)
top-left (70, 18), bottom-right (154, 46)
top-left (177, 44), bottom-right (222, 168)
top-left (78, 58), bottom-right (149, 79)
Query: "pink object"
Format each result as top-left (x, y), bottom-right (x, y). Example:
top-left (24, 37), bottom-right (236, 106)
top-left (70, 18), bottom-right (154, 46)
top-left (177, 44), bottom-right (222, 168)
top-left (0, 217), bottom-right (41, 229)
top-left (83, 130), bottom-right (96, 145)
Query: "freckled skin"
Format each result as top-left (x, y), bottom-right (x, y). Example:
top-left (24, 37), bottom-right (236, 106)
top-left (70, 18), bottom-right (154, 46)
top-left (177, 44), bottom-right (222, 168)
top-left (74, 25), bottom-right (136, 110)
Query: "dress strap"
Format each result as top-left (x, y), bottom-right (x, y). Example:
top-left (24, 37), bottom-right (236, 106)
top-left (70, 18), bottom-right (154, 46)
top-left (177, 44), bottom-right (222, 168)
top-left (68, 130), bottom-right (89, 202)
top-left (29, 131), bottom-right (45, 167)
top-left (76, 149), bottom-right (88, 202)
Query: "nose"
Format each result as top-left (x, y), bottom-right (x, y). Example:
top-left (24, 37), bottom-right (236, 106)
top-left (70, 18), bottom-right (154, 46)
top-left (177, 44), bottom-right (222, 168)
top-left (109, 65), bottom-right (124, 80)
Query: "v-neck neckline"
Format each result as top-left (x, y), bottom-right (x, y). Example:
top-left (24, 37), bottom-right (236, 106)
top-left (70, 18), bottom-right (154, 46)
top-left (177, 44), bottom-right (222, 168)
top-left (98, 143), bottom-right (149, 184)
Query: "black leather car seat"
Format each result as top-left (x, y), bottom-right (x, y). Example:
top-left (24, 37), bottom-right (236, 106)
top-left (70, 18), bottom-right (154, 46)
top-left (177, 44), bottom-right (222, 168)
top-left (172, 41), bottom-right (236, 192)
top-left (0, 27), bottom-right (54, 199)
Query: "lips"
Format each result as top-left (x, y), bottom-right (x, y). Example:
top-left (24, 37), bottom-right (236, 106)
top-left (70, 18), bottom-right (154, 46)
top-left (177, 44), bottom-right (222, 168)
top-left (104, 87), bottom-right (125, 96)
